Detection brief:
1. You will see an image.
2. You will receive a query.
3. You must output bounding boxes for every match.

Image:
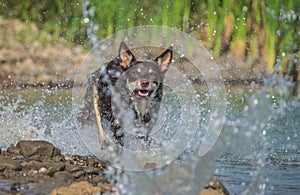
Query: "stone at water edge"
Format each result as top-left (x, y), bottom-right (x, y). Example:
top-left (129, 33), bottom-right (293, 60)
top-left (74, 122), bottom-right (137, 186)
top-left (16, 140), bottom-right (61, 159)
top-left (200, 177), bottom-right (229, 195)
top-left (54, 171), bottom-right (73, 181)
top-left (0, 156), bottom-right (22, 171)
top-left (50, 181), bottom-right (111, 195)
top-left (6, 145), bottom-right (21, 155)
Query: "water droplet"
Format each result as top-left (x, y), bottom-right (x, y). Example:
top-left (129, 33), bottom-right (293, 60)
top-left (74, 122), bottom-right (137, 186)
top-left (253, 99), bottom-right (258, 105)
top-left (83, 18), bottom-right (89, 23)
top-left (276, 30), bottom-right (281, 36)
top-left (100, 45), bottom-right (107, 50)
top-left (233, 128), bottom-right (239, 134)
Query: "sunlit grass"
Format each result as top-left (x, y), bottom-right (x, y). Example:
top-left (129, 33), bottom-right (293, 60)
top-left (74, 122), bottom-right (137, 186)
top-left (246, 0), bottom-right (260, 65)
top-left (0, 0), bottom-right (299, 77)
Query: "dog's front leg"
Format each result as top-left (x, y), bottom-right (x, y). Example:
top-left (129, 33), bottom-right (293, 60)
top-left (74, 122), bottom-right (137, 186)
top-left (92, 84), bottom-right (106, 143)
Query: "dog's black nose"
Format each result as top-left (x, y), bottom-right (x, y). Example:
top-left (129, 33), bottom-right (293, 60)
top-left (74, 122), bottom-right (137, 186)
top-left (141, 80), bottom-right (149, 88)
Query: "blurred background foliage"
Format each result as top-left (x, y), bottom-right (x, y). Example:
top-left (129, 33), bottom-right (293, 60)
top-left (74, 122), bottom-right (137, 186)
top-left (0, 0), bottom-right (299, 76)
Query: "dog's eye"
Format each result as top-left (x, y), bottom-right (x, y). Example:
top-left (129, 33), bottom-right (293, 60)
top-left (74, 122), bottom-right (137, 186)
top-left (152, 81), bottom-right (159, 87)
top-left (126, 72), bottom-right (138, 81)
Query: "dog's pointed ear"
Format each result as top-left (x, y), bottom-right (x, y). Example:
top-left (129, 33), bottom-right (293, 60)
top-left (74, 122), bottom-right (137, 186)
top-left (155, 46), bottom-right (172, 73)
top-left (119, 41), bottom-right (136, 68)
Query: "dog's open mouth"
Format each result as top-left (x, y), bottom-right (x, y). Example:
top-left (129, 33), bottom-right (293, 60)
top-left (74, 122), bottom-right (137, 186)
top-left (134, 89), bottom-right (150, 97)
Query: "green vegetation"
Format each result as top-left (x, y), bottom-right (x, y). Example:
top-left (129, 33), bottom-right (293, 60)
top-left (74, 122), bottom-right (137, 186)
top-left (1, 0), bottom-right (299, 75)
top-left (1, 0), bottom-right (86, 44)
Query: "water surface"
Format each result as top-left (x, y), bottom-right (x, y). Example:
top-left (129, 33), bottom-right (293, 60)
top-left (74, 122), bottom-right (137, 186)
top-left (0, 87), bottom-right (299, 194)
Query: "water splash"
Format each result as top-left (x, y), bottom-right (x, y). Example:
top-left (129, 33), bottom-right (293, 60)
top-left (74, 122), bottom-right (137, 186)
top-left (0, 71), bottom-right (298, 194)
top-left (77, 1), bottom-right (300, 193)
top-left (0, 88), bottom-right (87, 154)
top-left (0, 2), bottom-right (298, 193)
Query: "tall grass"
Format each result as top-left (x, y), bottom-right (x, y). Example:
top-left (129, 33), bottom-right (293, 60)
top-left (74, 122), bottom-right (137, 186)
top-left (0, 0), bottom-right (86, 45)
top-left (231, 1), bottom-right (250, 58)
top-left (262, 0), bottom-right (281, 72)
top-left (276, 0), bottom-right (299, 74)
top-left (246, 0), bottom-right (261, 66)
top-left (0, 0), bottom-right (299, 76)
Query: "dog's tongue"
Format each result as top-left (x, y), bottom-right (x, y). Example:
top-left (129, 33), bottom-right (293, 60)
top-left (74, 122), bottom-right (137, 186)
top-left (138, 90), bottom-right (149, 97)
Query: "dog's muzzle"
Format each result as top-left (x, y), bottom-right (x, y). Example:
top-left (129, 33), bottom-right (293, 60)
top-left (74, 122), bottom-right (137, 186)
top-left (134, 89), bottom-right (151, 97)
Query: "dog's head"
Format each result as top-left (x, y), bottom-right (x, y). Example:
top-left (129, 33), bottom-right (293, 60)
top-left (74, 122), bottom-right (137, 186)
top-left (110, 42), bottom-right (173, 140)
top-left (118, 42), bottom-right (172, 100)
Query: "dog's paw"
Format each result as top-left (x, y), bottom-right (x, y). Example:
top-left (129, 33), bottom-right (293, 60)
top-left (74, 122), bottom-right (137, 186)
top-left (98, 139), bottom-right (110, 149)
top-left (143, 162), bottom-right (157, 170)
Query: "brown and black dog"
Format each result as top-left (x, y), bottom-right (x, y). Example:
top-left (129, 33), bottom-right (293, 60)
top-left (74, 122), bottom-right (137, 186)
top-left (79, 42), bottom-right (172, 146)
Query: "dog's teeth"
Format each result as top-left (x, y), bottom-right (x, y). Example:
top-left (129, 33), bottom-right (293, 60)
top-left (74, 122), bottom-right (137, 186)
top-left (138, 90), bottom-right (149, 97)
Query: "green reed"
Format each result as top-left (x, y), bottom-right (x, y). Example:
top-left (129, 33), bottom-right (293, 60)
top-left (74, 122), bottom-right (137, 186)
top-left (262, 0), bottom-right (281, 71)
top-left (0, 0), bottom-right (299, 77)
top-left (276, 0), bottom-right (299, 74)
top-left (231, 0), bottom-right (250, 58)
top-left (246, 0), bottom-right (261, 65)
top-left (0, 0), bottom-right (85, 45)
top-left (206, 0), bottom-right (218, 51)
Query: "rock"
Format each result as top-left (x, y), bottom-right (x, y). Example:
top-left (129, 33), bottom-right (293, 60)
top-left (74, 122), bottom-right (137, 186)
top-left (87, 156), bottom-right (106, 168)
top-left (200, 188), bottom-right (225, 195)
top-left (72, 170), bottom-right (86, 178)
top-left (52, 155), bottom-right (63, 162)
top-left (16, 140), bottom-right (61, 159)
top-left (144, 162), bottom-right (157, 170)
top-left (54, 171), bottom-right (73, 180)
top-left (65, 164), bottom-right (81, 172)
top-left (97, 182), bottom-right (114, 192)
top-left (38, 167), bottom-right (48, 174)
top-left (23, 160), bottom-right (65, 177)
top-left (7, 146), bottom-right (21, 155)
top-left (84, 166), bottom-right (100, 175)
top-left (87, 156), bottom-right (98, 166)
top-left (0, 140), bottom-right (114, 194)
top-left (200, 177), bottom-right (229, 195)
top-left (24, 160), bottom-right (48, 169)
top-left (24, 160), bottom-right (65, 172)
top-left (3, 168), bottom-right (20, 178)
top-left (0, 156), bottom-right (22, 171)
top-left (64, 155), bottom-right (73, 161)
top-left (46, 164), bottom-right (65, 177)
top-left (50, 181), bottom-right (105, 195)
top-left (71, 155), bottom-right (88, 166)
top-left (28, 169), bottom-right (39, 176)
top-left (91, 175), bottom-right (106, 184)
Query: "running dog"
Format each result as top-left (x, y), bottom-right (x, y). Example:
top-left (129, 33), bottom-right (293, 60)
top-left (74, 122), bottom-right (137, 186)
top-left (79, 42), bottom-right (172, 146)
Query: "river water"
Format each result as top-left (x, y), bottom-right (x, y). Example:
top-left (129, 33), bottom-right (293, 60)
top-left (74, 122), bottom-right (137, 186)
top-left (0, 84), bottom-right (299, 194)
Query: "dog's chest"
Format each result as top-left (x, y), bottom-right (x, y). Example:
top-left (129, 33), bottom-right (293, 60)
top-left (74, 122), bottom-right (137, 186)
top-left (133, 98), bottom-right (151, 117)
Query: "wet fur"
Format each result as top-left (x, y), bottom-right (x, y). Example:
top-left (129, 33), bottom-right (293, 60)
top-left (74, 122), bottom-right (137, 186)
top-left (79, 42), bottom-right (172, 146)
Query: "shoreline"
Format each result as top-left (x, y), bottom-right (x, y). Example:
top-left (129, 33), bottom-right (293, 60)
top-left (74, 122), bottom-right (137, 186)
top-left (0, 140), bottom-right (229, 194)
top-left (0, 78), bottom-right (264, 90)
